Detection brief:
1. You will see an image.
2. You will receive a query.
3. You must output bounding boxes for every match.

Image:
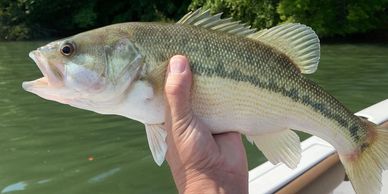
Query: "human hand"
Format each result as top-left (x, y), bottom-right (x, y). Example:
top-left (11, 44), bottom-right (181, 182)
top-left (164, 55), bottom-right (248, 194)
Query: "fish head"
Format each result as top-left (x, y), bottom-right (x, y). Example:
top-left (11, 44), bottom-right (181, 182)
top-left (22, 30), bottom-right (144, 112)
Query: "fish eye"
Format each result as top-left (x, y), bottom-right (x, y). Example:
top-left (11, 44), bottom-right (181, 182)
top-left (60, 43), bottom-right (75, 56)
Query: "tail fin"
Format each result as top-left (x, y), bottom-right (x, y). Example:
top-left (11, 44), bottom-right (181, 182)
top-left (339, 122), bottom-right (388, 194)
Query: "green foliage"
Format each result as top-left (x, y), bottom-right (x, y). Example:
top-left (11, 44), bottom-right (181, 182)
top-left (5, 24), bottom-right (30, 40)
top-left (277, 0), bottom-right (388, 37)
top-left (0, 0), bottom-right (31, 40)
top-left (73, 2), bottom-right (97, 28)
top-left (190, 0), bottom-right (388, 38)
top-left (0, 0), bottom-right (191, 40)
top-left (0, 0), bottom-right (387, 40)
top-left (190, 0), bottom-right (279, 28)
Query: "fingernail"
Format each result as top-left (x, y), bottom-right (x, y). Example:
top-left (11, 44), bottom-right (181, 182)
top-left (169, 57), bottom-right (186, 74)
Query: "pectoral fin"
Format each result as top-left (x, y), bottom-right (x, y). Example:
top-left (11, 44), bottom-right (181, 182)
top-left (247, 129), bottom-right (301, 169)
top-left (145, 124), bottom-right (167, 166)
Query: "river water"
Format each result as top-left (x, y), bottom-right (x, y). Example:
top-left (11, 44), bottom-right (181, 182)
top-left (0, 41), bottom-right (387, 194)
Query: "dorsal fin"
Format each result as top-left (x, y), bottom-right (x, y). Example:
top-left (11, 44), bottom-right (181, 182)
top-left (177, 8), bottom-right (257, 36)
top-left (248, 23), bottom-right (320, 74)
top-left (178, 9), bottom-right (320, 74)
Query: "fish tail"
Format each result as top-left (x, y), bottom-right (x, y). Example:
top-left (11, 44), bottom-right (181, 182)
top-left (339, 120), bottom-right (388, 194)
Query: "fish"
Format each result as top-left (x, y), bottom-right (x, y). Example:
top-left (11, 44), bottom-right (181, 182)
top-left (22, 8), bottom-right (388, 194)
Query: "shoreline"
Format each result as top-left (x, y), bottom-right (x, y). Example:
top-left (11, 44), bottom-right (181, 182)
top-left (1, 29), bottom-right (387, 44)
top-left (320, 30), bottom-right (388, 44)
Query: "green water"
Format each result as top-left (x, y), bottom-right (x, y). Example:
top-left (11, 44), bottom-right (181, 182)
top-left (0, 41), bottom-right (387, 194)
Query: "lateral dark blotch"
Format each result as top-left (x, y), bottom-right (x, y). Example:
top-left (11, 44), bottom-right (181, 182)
top-left (349, 125), bottom-right (361, 141)
top-left (302, 95), bottom-right (311, 105)
top-left (191, 61), bottom-right (354, 132)
top-left (338, 117), bottom-right (349, 128)
top-left (267, 79), bottom-right (278, 91)
top-left (286, 88), bottom-right (299, 102)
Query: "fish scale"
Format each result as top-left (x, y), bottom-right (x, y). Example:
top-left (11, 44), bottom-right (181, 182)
top-left (129, 23), bottom-right (364, 146)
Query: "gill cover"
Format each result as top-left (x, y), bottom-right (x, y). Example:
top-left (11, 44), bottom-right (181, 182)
top-left (59, 38), bottom-right (144, 111)
top-left (104, 38), bottom-right (143, 87)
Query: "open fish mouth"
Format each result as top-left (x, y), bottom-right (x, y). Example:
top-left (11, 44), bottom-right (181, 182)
top-left (22, 50), bottom-right (64, 91)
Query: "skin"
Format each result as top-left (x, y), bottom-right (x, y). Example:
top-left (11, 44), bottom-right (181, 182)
top-left (164, 55), bottom-right (248, 194)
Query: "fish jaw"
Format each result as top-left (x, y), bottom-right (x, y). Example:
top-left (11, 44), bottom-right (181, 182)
top-left (22, 50), bottom-right (64, 91)
top-left (22, 50), bottom-right (71, 104)
top-left (22, 77), bottom-right (75, 105)
top-left (27, 50), bottom-right (64, 87)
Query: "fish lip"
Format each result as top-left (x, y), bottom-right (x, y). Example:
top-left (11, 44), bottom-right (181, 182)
top-left (22, 77), bottom-right (48, 91)
top-left (25, 50), bottom-right (63, 88)
top-left (29, 50), bottom-right (49, 78)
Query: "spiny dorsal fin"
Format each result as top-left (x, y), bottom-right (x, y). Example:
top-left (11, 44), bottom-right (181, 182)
top-left (248, 23), bottom-right (320, 74)
top-left (177, 8), bottom-right (256, 37)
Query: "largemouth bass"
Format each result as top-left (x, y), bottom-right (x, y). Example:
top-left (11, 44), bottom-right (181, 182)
top-left (22, 9), bottom-right (388, 194)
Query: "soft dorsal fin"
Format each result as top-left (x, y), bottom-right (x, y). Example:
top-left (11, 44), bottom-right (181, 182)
top-left (177, 8), bottom-right (256, 36)
top-left (248, 23), bottom-right (320, 74)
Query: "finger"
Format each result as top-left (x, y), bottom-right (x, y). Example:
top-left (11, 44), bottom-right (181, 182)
top-left (214, 132), bottom-right (243, 146)
top-left (214, 132), bottom-right (248, 168)
top-left (164, 55), bottom-right (193, 123)
top-left (214, 132), bottom-right (246, 155)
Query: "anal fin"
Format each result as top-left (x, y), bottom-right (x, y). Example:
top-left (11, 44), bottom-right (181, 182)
top-left (145, 124), bottom-right (167, 166)
top-left (247, 129), bottom-right (301, 169)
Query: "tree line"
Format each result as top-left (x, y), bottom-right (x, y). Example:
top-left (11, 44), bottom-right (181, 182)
top-left (0, 0), bottom-right (387, 40)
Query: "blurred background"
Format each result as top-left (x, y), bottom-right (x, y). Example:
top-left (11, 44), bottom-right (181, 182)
top-left (0, 0), bottom-right (387, 193)
top-left (0, 0), bottom-right (387, 41)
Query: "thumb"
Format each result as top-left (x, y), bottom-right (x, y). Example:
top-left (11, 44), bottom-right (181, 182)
top-left (164, 55), bottom-right (193, 123)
